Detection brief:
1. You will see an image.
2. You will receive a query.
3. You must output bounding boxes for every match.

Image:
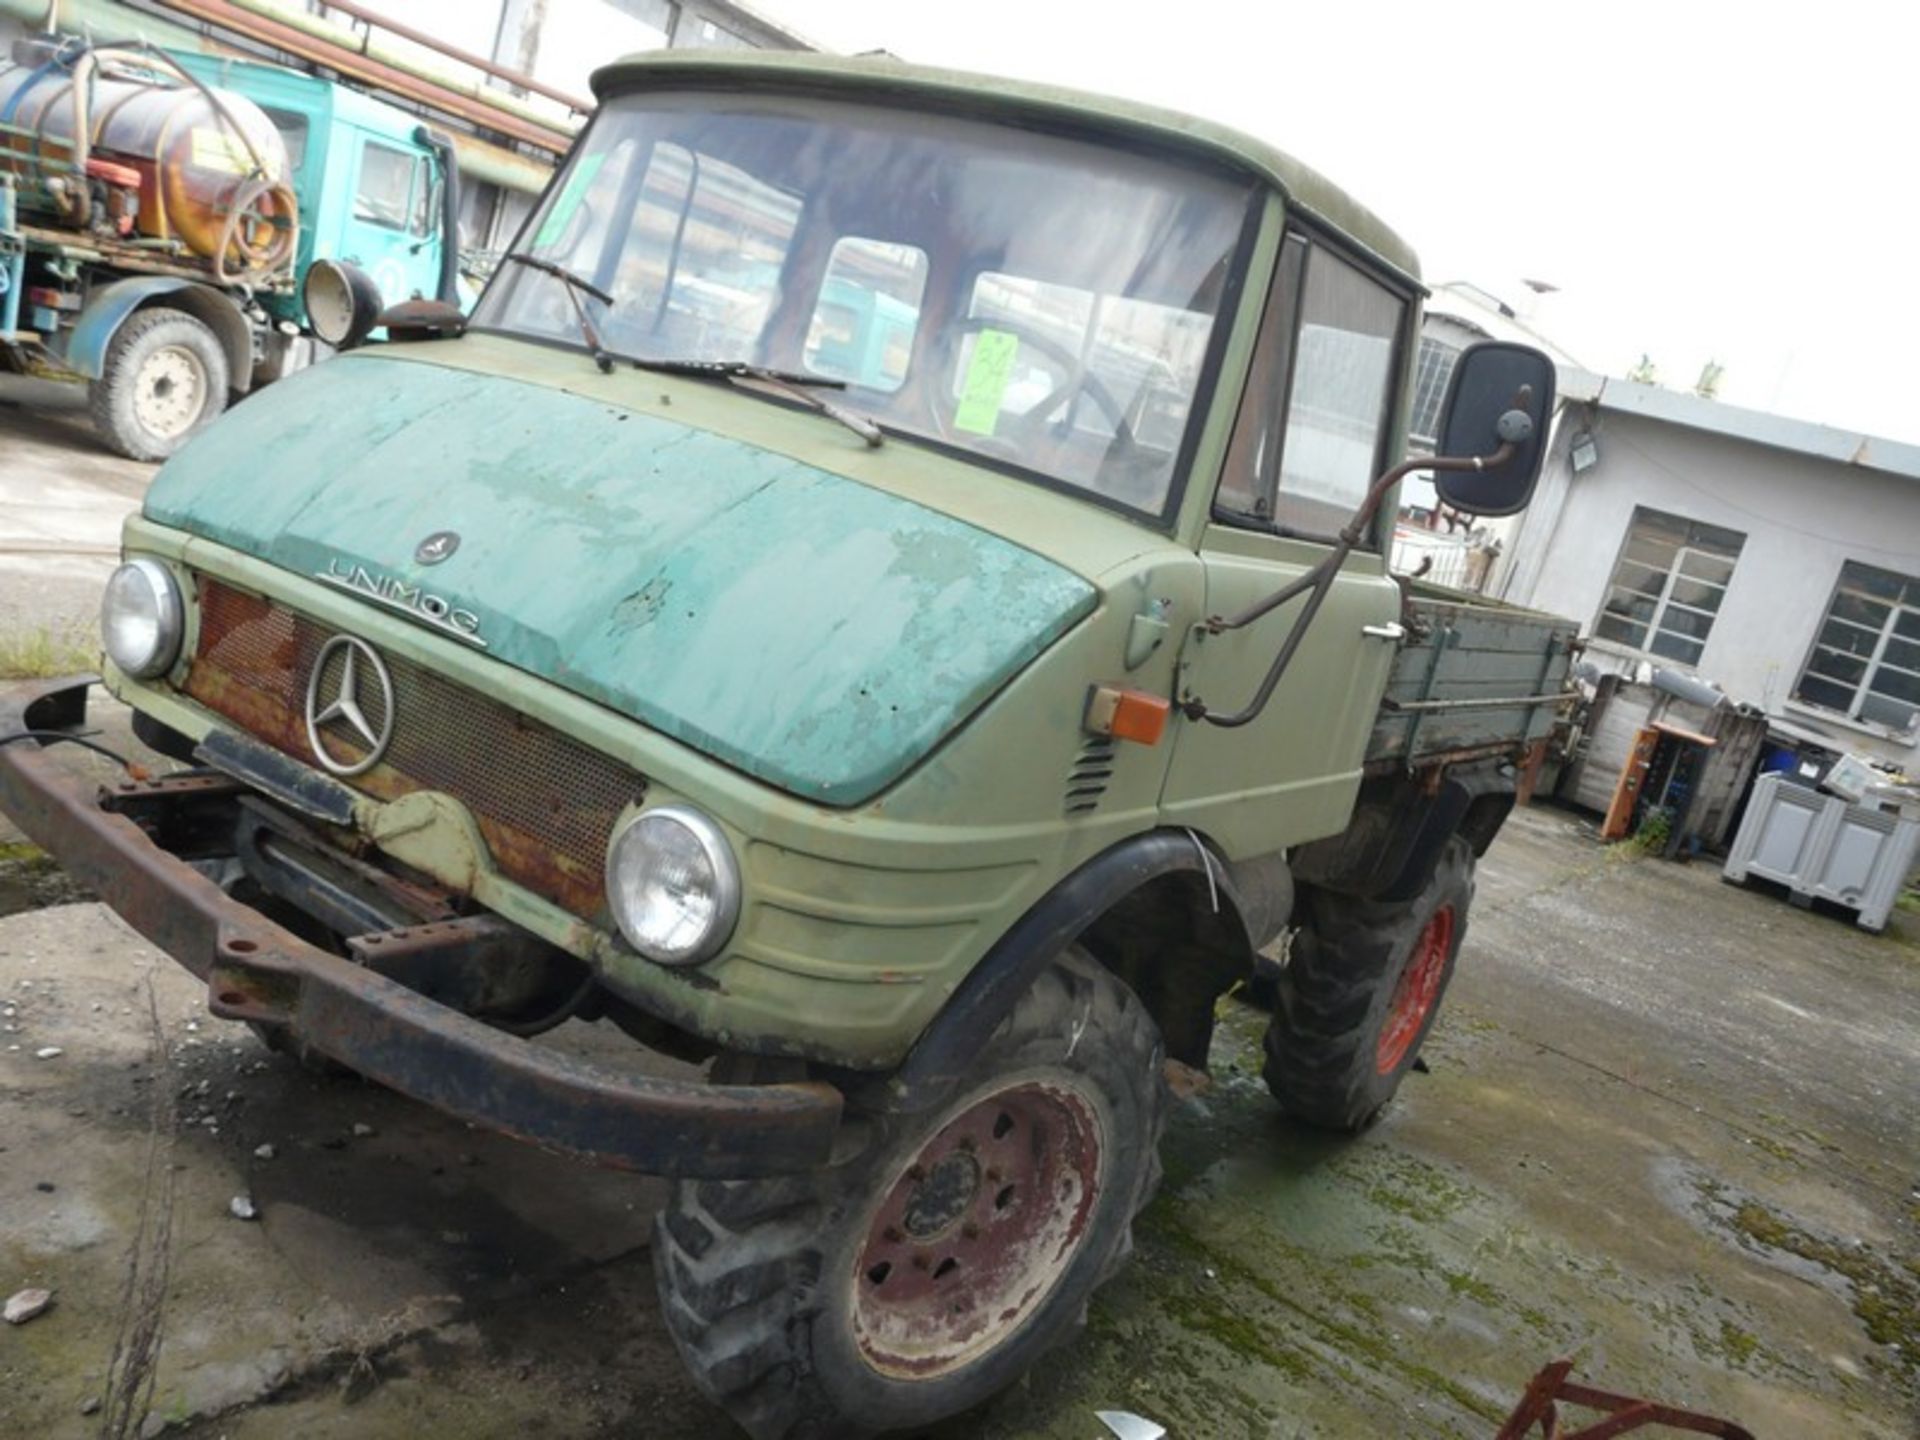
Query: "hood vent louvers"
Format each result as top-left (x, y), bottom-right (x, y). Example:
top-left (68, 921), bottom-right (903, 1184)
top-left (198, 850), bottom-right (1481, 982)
top-left (1064, 738), bottom-right (1116, 816)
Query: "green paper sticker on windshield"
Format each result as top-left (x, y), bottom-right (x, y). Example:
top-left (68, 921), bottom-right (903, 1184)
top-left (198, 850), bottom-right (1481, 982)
top-left (533, 152), bottom-right (607, 250)
top-left (953, 329), bottom-right (1020, 435)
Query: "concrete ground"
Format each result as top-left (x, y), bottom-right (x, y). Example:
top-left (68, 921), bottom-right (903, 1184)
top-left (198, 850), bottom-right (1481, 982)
top-left (1, 811), bottom-right (1914, 1439)
top-left (0, 378), bottom-right (154, 651)
top-left (2, 388), bottom-right (1917, 1438)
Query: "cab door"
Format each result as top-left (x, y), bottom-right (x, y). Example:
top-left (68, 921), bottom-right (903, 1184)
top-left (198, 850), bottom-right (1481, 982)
top-left (336, 131), bottom-right (438, 308)
top-left (1161, 232), bottom-right (1413, 858)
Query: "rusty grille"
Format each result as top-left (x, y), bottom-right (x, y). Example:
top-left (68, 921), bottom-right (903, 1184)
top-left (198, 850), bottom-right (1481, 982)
top-left (184, 578), bottom-right (644, 917)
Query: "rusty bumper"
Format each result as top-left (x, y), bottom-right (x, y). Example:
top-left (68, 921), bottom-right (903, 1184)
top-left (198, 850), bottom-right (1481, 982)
top-left (0, 677), bottom-right (842, 1178)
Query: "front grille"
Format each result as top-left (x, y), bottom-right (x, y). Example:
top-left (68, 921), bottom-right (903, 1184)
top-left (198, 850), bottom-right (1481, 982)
top-left (184, 577), bottom-right (644, 918)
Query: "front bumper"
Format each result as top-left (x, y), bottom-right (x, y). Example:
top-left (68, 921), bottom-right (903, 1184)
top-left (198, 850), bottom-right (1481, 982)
top-left (0, 676), bottom-right (842, 1178)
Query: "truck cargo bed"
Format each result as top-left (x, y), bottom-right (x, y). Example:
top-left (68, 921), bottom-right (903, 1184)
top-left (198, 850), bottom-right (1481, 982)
top-left (1368, 580), bottom-right (1579, 770)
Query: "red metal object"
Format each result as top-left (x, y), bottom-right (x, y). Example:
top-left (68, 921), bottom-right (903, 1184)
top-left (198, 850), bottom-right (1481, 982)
top-left (1375, 903), bottom-right (1454, 1073)
top-left (314, 0), bottom-right (593, 114)
top-left (852, 1079), bottom-right (1103, 1379)
top-left (150, 0), bottom-right (573, 154)
top-left (0, 675), bottom-right (842, 1179)
top-left (1496, 1360), bottom-right (1757, 1440)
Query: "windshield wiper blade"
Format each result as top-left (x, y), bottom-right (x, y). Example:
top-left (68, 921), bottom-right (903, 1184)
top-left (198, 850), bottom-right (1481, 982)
top-left (627, 358), bottom-right (883, 448)
top-left (504, 252), bottom-right (616, 373)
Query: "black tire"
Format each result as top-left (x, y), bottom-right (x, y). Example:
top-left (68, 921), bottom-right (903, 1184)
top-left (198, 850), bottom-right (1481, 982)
top-left (655, 950), bottom-right (1166, 1440)
top-left (1262, 835), bottom-right (1474, 1132)
top-left (87, 306), bottom-right (230, 461)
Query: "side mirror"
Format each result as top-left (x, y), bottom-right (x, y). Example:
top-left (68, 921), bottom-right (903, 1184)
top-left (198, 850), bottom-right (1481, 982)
top-left (1431, 341), bottom-right (1557, 516)
top-left (303, 258), bottom-right (384, 350)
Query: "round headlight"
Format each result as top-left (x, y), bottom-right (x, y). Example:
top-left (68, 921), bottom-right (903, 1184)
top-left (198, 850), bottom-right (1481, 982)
top-left (100, 558), bottom-right (184, 679)
top-left (605, 806), bottom-right (741, 966)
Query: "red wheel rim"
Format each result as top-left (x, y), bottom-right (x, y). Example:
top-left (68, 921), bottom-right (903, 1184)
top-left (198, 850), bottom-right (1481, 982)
top-left (851, 1079), bottom-right (1104, 1379)
top-left (1375, 904), bottom-right (1455, 1075)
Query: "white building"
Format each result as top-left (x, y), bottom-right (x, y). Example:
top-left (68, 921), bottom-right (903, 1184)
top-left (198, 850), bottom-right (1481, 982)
top-left (1492, 373), bottom-right (1920, 774)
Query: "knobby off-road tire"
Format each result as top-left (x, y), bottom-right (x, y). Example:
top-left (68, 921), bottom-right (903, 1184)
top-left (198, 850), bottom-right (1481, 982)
top-left (655, 950), bottom-right (1167, 1440)
top-left (1263, 835), bottom-right (1475, 1132)
top-left (88, 307), bottom-right (230, 461)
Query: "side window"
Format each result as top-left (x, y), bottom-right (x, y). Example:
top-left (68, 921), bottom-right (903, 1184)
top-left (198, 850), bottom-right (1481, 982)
top-left (1218, 235), bottom-right (1306, 520)
top-left (1593, 507), bottom-right (1746, 664)
top-left (353, 140), bottom-right (417, 230)
top-left (260, 106), bottom-right (308, 178)
top-left (1217, 237), bottom-right (1406, 540)
top-left (1272, 246), bottom-right (1405, 536)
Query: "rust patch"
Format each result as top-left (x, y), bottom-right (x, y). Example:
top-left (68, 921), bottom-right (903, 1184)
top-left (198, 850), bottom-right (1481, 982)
top-left (183, 578), bottom-right (641, 917)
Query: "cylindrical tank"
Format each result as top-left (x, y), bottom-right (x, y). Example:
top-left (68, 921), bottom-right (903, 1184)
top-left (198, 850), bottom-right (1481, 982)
top-left (0, 57), bottom-right (290, 264)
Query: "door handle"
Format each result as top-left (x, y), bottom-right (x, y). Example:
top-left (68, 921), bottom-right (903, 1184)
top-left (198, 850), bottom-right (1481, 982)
top-left (1362, 622), bottom-right (1406, 641)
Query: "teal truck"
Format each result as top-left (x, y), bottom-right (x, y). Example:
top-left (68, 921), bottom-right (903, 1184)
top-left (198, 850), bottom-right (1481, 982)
top-left (0, 35), bottom-right (458, 459)
top-left (0, 51), bottom-right (1575, 1439)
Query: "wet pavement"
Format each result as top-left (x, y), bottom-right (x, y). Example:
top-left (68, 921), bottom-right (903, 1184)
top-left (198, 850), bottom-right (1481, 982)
top-left (1, 804), bottom-right (1915, 1439)
top-left (1, 397), bottom-right (1916, 1436)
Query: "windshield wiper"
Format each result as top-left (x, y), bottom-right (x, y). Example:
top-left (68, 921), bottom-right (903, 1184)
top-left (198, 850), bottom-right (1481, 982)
top-left (504, 252), bottom-right (616, 373)
top-left (627, 358), bottom-right (883, 448)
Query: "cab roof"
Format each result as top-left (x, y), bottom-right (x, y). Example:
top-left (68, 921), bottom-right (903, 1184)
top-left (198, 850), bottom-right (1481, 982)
top-left (589, 49), bottom-right (1422, 288)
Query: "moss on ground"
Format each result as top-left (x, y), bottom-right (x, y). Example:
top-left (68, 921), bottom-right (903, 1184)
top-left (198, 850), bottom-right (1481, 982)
top-left (1730, 1200), bottom-right (1919, 1371)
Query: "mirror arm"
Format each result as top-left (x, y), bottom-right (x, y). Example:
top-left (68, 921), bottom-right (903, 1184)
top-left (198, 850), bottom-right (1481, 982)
top-left (1181, 441), bottom-right (1516, 729)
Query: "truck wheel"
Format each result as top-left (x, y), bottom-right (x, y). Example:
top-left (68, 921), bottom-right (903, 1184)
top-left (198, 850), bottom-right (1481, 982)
top-left (654, 950), bottom-right (1165, 1440)
top-left (88, 307), bottom-right (230, 461)
top-left (1262, 835), bottom-right (1474, 1132)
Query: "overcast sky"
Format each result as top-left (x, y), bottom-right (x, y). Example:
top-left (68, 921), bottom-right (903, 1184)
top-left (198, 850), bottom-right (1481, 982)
top-left (763, 0), bottom-right (1918, 445)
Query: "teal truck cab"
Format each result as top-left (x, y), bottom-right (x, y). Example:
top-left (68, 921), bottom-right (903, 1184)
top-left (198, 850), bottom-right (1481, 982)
top-left (0, 36), bottom-right (458, 459)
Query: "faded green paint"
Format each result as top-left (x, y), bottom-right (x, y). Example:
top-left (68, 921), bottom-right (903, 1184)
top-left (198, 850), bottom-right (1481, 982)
top-left (143, 354), bottom-right (1096, 804)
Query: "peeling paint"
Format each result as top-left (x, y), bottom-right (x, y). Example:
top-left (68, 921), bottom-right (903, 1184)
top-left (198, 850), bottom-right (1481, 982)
top-left (145, 356), bottom-right (1098, 803)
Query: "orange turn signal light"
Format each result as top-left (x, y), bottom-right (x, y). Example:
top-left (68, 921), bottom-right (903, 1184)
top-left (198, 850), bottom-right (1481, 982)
top-left (1084, 684), bottom-right (1172, 746)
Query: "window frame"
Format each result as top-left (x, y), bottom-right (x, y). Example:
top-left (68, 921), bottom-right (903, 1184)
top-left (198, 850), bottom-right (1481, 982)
top-left (1591, 506), bottom-right (1746, 666)
top-left (473, 92), bottom-right (1268, 532)
top-left (1791, 560), bottom-right (1920, 737)
top-left (1406, 334), bottom-right (1462, 452)
top-left (352, 137), bottom-right (423, 233)
top-left (1212, 224), bottom-right (1416, 551)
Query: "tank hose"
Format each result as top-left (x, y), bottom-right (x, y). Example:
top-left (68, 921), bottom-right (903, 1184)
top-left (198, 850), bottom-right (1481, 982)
top-left (213, 177), bottom-right (299, 283)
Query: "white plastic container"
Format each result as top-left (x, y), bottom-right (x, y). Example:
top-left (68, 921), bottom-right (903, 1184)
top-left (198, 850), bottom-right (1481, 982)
top-left (1723, 772), bottom-right (1920, 932)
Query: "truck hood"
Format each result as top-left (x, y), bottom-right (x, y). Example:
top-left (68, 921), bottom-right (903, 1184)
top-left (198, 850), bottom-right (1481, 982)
top-left (144, 354), bottom-right (1097, 804)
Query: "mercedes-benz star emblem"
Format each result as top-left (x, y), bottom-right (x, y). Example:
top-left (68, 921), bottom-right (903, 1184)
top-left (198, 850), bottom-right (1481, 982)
top-left (304, 635), bottom-right (396, 777)
top-left (414, 530), bottom-right (460, 565)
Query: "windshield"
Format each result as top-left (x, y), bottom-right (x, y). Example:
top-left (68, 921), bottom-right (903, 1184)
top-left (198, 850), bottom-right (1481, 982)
top-left (473, 90), bottom-right (1256, 517)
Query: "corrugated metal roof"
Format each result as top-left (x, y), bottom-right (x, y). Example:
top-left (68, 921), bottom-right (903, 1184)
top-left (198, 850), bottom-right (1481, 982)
top-left (1560, 368), bottom-right (1920, 482)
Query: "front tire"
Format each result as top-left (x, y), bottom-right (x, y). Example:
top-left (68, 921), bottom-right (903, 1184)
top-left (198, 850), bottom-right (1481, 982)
top-left (88, 306), bottom-right (230, 461)
top-left (1262, 835), bottom-right (1474, 1131)
top-left (655, 950), bottom-right (1166, 1440)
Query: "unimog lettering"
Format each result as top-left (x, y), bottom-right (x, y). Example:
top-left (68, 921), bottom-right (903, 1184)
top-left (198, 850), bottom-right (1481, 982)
top-left (317, 557), bottom-right (486, 646)
top-left (0, 49), bottom-right (1576, 1440)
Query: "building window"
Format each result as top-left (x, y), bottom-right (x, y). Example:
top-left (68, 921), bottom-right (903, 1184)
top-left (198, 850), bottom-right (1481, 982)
top-left (1593, 507), bottom-right (1745, 665)
top-left (1794, 561), bottom-right (1920, 734)
top-left (1406, 335), bottom-right (1460, 451)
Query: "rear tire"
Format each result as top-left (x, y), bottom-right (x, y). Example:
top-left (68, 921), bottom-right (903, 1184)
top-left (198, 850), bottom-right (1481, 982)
top-left (88, 306), bottom-right (230, 461)
top-left (1262, 835), bottom-right (1474, 1132)
top-left (654, 950), bottom-right (1166, 1440)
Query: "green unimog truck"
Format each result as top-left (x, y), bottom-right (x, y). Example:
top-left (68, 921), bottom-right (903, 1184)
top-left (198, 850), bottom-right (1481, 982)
top-left (0, 50), bottom-right (1575, 1439)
